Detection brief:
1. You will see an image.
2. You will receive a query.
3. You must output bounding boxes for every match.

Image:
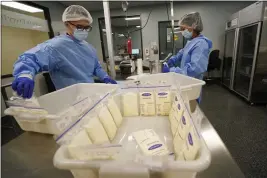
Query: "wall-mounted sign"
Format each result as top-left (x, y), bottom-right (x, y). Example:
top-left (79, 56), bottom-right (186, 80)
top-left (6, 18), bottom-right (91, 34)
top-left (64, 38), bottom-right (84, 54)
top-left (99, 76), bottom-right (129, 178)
top-left (1, 9), bottom-right (49, 32)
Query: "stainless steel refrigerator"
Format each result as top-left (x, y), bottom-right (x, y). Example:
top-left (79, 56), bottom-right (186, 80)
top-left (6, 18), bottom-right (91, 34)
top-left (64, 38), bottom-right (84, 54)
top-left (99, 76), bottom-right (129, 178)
top-left (222, 1), bottom-right (267, 104)
top-left (222, 12), bottom-right (239, 89)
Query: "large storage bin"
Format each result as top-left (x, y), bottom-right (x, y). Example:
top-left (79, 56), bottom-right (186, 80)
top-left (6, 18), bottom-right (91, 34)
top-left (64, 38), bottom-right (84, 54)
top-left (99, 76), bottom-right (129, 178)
top-left (53, 74), bottom-right (210, 178)
top-left (4, 83), bottom-right (118, 134)
top-left (123, 73), bottom-right (205, 101)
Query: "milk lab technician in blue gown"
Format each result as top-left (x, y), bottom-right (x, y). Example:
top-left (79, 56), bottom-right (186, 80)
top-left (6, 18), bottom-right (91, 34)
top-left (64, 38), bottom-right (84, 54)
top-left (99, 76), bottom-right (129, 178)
top-left (162, 12), bottom-right (212, 102)
top-left (12, 5), bottom-right (117, 99)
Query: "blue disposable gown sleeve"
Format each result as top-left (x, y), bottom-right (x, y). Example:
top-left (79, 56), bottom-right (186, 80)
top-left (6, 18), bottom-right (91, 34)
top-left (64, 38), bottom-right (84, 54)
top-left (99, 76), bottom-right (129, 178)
top-left (170, 40), bottom-right (209, 78)
top-left (13, 44), bottom-right (58, 78)
top-left (167, 48), bottom-right (184, 67)
top-left (88, 45), bottom-right (108, 80)
top-left (93, 59), bottom-right (108, 80)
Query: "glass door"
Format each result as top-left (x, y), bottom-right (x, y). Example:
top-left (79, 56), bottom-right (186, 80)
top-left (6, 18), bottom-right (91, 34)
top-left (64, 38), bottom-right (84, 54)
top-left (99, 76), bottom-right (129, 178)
top-left (233, 24), bottom-right (258, 98)
top-left (222, 29), bottom-right (236, 88)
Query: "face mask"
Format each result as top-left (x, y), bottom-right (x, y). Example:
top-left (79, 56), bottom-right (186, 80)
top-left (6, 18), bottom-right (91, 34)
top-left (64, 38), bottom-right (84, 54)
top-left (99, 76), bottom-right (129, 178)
top-left (73, 29), bottom-right (88, 41)
top-left (182, 29), bottom-right (192, 39)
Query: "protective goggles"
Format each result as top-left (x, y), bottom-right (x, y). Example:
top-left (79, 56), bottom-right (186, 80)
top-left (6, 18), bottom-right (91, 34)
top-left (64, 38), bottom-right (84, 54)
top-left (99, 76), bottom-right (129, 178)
top-left (69, 22), bottom-right (92, 32)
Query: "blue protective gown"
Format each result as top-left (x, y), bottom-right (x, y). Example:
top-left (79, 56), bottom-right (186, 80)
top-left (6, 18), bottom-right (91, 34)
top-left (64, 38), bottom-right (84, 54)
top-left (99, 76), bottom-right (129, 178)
top-left (13, 34), bottom-right (108, 90)
top-left (169, 35), bottom-right (212, 80)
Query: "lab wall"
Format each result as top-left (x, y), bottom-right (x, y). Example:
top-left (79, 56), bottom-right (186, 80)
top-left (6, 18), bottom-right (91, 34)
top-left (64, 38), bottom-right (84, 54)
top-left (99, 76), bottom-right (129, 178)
top-left (1, 26), bottom-right (49, 75)
top-left (87, 1), bottom-right (252, 75)
top-left (35, 1), bottom-right (66, 21)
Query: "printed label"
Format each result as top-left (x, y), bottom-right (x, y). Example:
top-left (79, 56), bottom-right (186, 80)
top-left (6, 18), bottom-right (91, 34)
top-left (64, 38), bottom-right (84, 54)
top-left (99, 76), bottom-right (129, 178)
top-left (142, 93), bottom-right (152, 96)
top-left (182, 116), bottom-right (186, 125)
top-left (148, 144), bottom-right (163, 150)
top-left (188, 133), bottom-right (193, 146)
top-left (158, 92), bottom-right (168, 96)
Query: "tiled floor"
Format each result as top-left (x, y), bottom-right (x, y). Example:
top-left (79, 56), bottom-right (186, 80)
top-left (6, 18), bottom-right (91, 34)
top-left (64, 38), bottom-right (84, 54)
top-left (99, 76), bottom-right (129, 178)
top-left (1, 116), bottom-right (24, 145)
top-left (200, 83), bottom-right (267, 178)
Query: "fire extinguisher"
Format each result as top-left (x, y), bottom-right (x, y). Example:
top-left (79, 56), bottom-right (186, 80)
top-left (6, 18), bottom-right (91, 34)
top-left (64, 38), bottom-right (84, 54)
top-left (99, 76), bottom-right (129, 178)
top-left (127, 37), bottom-right (132, 55)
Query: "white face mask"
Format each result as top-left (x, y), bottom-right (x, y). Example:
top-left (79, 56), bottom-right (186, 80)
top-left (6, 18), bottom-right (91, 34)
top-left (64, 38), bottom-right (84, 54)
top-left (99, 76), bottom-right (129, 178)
top-left (182, 29), bottom-right (193, 39)
top-left (73, 29), bottom-right (88, 41)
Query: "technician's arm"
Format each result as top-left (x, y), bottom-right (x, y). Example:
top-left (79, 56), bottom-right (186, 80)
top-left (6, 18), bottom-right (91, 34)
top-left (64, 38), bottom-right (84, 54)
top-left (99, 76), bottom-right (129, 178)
top-left (170, 41), bottom-right (209, 78)
top-left (93, 59), bottom-right (108, 80)
top-left (13, 44), bottom-right (57, 78)
top-left (167, 48), bottom-right (184, 67)
top-left (12, 44), bottom-right (57, 98)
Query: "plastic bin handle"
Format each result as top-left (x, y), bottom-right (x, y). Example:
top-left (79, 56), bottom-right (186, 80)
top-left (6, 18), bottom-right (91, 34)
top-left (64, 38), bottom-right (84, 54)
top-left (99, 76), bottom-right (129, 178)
top-left (53, 145), bottom-right (101, 170)
top-left (4, 108), bottom-right (59, 122)
top-left (4, 108), bottom-right (14, 116)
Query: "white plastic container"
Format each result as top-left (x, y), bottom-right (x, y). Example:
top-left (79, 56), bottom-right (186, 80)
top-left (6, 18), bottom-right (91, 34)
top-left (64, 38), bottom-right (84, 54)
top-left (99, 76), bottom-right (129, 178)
top-left (53, 74), bottom-right (210, 178)
top-left (124, 73), bottom-right (205, 101)
top-left (4, 83), bottom-right (118, 134)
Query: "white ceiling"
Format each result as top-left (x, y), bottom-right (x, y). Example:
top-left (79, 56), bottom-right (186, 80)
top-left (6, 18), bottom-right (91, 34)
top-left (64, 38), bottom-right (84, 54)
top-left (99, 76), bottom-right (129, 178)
top-left (59, 1), bottom-right (165, 12)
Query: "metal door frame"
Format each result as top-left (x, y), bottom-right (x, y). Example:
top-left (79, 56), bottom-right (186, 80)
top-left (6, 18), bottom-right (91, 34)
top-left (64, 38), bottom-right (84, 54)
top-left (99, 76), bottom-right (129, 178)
top-left (158, 20), bottom-right (180, 61)
top-left (230, 28), bottom-right (240, 89)
top-left (222, 28), bottom-right (238, 89)
top-left (248, 21), bottom-right (262, 100)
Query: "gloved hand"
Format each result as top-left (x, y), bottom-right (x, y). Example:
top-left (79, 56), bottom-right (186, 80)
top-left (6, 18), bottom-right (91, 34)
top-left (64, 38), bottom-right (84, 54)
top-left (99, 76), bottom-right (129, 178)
top-left (167, 56), bottom-right (177, 67)
top-left (12, 77), bottom-right (34, 99)
top-left (162, 63), bottom-right (170, 73)
top-left (103, 76), bottom-right (117, 84)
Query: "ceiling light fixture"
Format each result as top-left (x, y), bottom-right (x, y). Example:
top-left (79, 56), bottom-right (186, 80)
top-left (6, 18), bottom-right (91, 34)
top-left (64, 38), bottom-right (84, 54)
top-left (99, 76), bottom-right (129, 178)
top-left (125, 17), bottom-right (140, 21)
top-left (2, 1), bottom-right (43, 13)
top-left (136, 26), bottom-right (141, 28)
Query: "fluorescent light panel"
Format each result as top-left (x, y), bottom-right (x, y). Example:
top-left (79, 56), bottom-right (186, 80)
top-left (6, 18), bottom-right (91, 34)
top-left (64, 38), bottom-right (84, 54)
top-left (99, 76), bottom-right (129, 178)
top-left (136, 26), bottom-right (141, 28)
top-left (125, 17), bottom-right (140, 21)
top-left (2, 1), bottom-right (43, 13)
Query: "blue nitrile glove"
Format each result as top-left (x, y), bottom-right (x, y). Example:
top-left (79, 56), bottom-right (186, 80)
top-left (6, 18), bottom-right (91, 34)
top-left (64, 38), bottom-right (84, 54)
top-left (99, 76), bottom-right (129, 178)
top-left (167, 56), bottom-right (176, 67)
top-left (12, 77), bottom-right (34, 99)
top-left (103, 76), bottom-right (117, 84)
top-left (162, 63), bottom-right (170, 73)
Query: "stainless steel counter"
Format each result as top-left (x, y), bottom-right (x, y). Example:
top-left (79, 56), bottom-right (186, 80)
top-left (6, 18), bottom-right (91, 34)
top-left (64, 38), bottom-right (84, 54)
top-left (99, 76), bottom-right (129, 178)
top-left (2, 102), bottom-right (245, 178)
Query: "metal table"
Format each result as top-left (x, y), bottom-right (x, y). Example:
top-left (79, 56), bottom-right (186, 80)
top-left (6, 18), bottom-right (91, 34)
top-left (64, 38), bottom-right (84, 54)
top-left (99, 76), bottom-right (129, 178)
top-left (2, 103), bottom-right (245, 178)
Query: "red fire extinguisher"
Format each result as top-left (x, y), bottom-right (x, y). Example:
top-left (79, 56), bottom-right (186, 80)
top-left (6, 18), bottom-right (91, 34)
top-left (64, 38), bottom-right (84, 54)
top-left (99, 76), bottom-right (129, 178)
top-left (127, 37), bottom-right (132, 55)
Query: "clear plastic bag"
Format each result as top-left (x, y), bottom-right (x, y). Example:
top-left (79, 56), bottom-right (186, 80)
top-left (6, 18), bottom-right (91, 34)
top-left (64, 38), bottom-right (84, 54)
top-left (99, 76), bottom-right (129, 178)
top-left (139, 88), bottom-right (156, 116)
top-left (55, 93), bottom-right (111, 145)
top-left (5, 95), bottom-right (50, 122)
top-left (120, 88), bottom-right (140, 117)
top-left (155, 88), bottom-right (172, 116)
